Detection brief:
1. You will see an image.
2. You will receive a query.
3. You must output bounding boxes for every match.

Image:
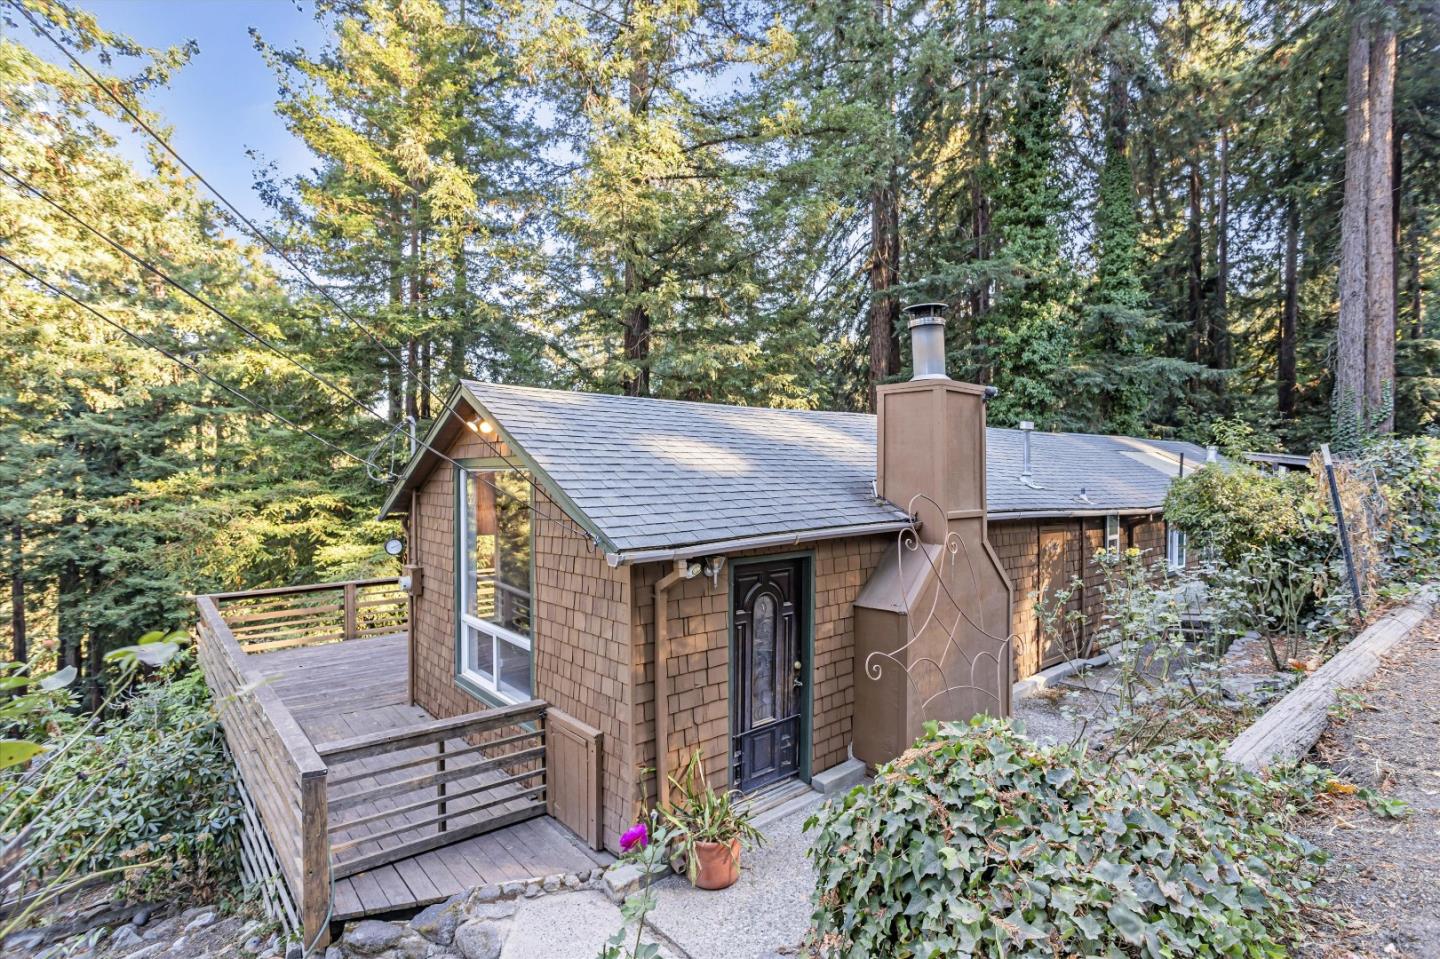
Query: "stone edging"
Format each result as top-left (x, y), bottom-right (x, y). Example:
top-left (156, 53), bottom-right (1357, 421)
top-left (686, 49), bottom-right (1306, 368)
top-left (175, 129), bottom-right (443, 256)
top-left (1223, 586), bottom-right (1436, 772)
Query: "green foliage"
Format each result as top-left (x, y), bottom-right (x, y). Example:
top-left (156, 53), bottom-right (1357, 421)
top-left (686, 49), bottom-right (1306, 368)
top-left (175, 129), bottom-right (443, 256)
top-left (0, 664), bottom-right (78, 747)
top-left (807, 718), bottom-right (1325, 958)
top-left (597, 813), bottom-right (677, 959)
top-left (1164, 463), bottom-right (1328, 565)
top-left (1, 2), bottom-right (398, 695)
top-left (1358, 435), bottom-right (1440, 577)
top-left (2, 655), bottom-right (241, 905)
top-left (660, 750), bottom-right (764, 885)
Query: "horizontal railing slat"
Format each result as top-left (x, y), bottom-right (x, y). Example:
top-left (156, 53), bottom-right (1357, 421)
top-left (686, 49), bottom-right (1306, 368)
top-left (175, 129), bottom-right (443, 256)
top-left (315, 700), bottom-right (546, 764)
top-left (206, 576), bottom-right (401, 602)
top-left (325, 729), bottom-right (536, 788)
top-left (327, 745), bottom-right (546, 814)
top-left (330, 803), bottom-right (546, 880)
top-left (331, 776), bottom-right (546, 851)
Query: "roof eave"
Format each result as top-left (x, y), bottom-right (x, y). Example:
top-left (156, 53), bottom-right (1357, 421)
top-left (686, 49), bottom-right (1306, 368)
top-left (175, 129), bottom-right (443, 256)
top-left (602, 518), bottom-right (914, 567)
top-left (377, 383), bottom-right (470, 519)
top-left (988, 506), bottom-right (1165, 522)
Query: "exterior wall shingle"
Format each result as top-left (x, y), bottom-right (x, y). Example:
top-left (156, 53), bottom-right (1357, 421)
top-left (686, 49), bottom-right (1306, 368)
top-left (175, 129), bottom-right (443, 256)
top-left (629, 536), bottom-right (891, 807)
top-left (991, 515), bottom-right (1169, 679)
top-left (407, 428), bottom-right (638, 855)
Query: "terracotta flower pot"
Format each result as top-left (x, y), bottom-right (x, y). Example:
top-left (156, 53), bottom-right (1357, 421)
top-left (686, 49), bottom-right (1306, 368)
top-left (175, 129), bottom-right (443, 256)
top-left (691, 838), bottom-right (742, 890)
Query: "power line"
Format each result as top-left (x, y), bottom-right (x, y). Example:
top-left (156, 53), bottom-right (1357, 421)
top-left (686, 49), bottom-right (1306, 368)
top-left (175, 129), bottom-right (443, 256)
top-left (6, 0), bottom-right (448, 414)
top-left (9, 1), bottom-right (603, 547)
top-left (0, 252), bottom-right (375, 472)
top-left (0, 164), bottom-right (388, 430)
top-left (0, 168), bottom-right (599, 542)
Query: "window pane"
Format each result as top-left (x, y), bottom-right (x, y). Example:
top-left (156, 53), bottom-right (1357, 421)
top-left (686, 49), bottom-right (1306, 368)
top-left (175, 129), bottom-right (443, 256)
top-left (751, 594), bottom-right (776, 723)
top-left (465, 625), bottom-right (494, 684)
top-left (497, 639), bottom-right (532, 700)
top-left (467, 471), bottom-right (533, 637)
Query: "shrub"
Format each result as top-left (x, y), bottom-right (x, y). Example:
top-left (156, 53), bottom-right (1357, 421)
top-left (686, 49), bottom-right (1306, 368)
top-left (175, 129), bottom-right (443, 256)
top-left (1358, 435), bottom-right (1440, 577)
top-left (1163, 462), bottom-right (1328, 565)
top-left (807, 719), bottom-right (1323, 958)
top-left (2, 656), bottom-right (242, 905)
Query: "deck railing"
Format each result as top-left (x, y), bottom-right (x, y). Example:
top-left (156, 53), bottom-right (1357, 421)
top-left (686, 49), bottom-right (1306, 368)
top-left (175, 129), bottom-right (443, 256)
top-left (317, 701), bottom-right (549, 879)
top-left (195, 578), bottom-right (603, 949)
top-left (195, 595), bottom-right (330, 947)
top-left (209, 578), bottom-right (407, 653)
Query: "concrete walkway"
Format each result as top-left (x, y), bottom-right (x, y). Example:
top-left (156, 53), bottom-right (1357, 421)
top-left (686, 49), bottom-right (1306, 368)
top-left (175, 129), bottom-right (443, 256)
top-left (498, 790), bottom-right (827, 959)
top-left (499, 890), bottom-right (680, 959)
top-left (645, 791), bottom-right (825, 959)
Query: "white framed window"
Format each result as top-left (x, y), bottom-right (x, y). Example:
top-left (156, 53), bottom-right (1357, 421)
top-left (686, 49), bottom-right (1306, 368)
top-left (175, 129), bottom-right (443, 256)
top-left (1105, 514), bottom-right (1120, 553)
top-left (1166, 525), bottom-right (1188, 570)
top-left (458, 468), bottom-right (534, 703)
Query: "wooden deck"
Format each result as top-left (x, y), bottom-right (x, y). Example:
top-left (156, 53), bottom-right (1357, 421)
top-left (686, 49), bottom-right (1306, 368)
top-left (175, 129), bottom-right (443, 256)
top-left (250, 633), bottom-right (611, 920)
top-left (195, 578), bottom-right (610, 944)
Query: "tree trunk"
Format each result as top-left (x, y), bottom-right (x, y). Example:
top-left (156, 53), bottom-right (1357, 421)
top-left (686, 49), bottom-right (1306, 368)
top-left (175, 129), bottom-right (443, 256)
top-left (622, 57), bottom-right (651, 398)
top-left (622, 264), bottom-right (651, 397)
top-left (405, 338), bottom-right (420, 421)
top-left (1213, 128), bottom-right (1231, 370)
top-left (1280, 194), bottom-right (1299, 419)
top-left (57, 556), bottom-right (81, 673)
top-left (868, 178), bottom-right (902, 407)
top-left (1335, 9), bottom-right (1370, 436)
top-left (1186, 160), bottom-right (1205, 364)
top-left (8, 522), bottom-right (24, 665)
top-left (1408, 216), bottom-right (1423, 339)
top-left (1364, 15), bottom-right (1396, 433)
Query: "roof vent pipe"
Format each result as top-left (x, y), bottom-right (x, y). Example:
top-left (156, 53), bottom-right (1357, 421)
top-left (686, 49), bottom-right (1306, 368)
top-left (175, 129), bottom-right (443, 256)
top-left (1019, 421), bottom-right (1035, 479)
top-left (903, 302), bottom-right (948, 380)
top-left (1205, 445), bottom-right (1218, 463)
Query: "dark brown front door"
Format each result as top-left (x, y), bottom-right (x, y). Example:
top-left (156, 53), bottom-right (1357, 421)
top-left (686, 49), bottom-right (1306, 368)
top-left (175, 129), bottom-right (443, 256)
top-left (732, 560), bottom-right (805, 793)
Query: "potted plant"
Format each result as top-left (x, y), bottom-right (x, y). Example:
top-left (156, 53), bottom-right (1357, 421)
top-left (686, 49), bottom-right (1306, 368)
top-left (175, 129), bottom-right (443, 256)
top-left (661, 750), bottom-right (763, 890)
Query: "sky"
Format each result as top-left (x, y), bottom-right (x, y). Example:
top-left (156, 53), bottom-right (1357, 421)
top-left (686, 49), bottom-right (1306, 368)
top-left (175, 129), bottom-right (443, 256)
top-left (27, 0), bottom-right (329, 225)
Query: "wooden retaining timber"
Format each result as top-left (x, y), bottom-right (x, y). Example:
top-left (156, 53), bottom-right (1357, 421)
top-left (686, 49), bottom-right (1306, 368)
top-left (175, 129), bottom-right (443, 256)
top-left (1224, 587), bottom-right (1436, 771)
top-left (195, 579), bottom-right (608, 945)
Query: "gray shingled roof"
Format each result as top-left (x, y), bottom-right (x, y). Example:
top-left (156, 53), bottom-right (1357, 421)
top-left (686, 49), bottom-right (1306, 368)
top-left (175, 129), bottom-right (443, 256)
top-left (460, 382), bottom-right (1209, 556)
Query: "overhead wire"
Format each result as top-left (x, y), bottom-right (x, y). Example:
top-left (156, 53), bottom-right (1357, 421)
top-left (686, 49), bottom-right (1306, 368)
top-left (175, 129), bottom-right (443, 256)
top-left (0, 252), bottom-right (375, 472)
top-left (8, 0), bottom-right (603, 546)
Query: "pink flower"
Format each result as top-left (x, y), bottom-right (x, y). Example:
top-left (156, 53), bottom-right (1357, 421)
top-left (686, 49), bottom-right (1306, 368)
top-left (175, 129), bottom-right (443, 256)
top-left (620, 821), bottom-right (648, 852)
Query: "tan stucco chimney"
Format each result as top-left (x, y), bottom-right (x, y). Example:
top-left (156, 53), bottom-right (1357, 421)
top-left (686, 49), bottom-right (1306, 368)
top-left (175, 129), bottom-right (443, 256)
top-left (852, 303), bottom-right (1013, 767)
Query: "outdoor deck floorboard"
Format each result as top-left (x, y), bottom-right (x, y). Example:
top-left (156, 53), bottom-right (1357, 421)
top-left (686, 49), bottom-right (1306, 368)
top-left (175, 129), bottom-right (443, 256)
top-left (248, 633), bottom-right (613, 920)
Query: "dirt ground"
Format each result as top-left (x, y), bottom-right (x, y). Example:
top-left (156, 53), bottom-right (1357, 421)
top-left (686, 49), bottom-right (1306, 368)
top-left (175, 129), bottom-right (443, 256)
top-left (1299, 611), bottom-right (1440, 958)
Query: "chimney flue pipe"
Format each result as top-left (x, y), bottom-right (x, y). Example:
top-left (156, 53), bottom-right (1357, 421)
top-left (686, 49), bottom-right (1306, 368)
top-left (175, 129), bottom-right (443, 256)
top-left (1019, 421), bottom-right (1035, 479)
top-left (903, 302), bottom-right (948, 380)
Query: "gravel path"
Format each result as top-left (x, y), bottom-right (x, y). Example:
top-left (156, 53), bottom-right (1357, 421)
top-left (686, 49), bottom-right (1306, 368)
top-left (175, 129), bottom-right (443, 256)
top-left (1300, 610), bottom-right (1440, 958)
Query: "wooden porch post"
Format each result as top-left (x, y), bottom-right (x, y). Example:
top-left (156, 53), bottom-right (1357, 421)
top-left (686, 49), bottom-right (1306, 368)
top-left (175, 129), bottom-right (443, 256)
top-left (343, 582), bottom-right (359, 641)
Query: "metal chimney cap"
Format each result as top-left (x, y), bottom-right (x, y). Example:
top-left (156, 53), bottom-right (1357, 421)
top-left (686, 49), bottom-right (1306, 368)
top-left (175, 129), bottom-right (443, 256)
top-left (902, 302), bottom-right (947, 329)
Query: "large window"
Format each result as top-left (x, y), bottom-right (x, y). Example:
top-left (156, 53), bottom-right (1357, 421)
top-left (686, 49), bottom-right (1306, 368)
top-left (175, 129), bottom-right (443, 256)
top-left (458, 468), bottom-right (533, 702)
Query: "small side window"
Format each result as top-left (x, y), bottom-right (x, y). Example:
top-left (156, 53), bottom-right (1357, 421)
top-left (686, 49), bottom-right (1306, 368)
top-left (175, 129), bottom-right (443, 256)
top-left (1166, 525), bottom-right (1187, 570)
top-left (1105, 514), bottom-right (1120, 553)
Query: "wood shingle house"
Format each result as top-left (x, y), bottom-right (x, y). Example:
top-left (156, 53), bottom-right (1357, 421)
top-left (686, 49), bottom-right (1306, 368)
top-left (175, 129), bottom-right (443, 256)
top-left (194, 311), bottom-right (1204, 945)
top-left (379, 311), bottom-right (1206, 845)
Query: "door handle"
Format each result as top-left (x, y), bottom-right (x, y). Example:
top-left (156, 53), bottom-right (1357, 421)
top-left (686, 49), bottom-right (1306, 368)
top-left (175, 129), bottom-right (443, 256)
top-left (793, 660), bottom-right (803, 688)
